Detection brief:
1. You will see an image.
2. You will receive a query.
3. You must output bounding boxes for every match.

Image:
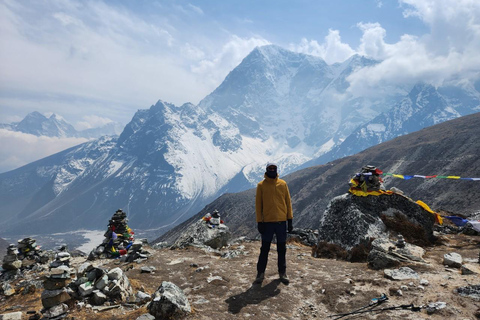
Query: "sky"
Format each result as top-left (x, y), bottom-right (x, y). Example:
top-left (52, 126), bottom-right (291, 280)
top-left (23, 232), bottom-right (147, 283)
top-left (1, 0), bottom-right (480, 173)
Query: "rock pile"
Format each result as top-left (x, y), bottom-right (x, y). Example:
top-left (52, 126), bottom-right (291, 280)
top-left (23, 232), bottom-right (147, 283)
top-left (69, 263), bottom-right (133, 306)
top-left (17, 238), bottom-right (48, 267)
top-left (317, 193), bottom-right (436, 253)
top-left (50, 247), bottom-right (71, 269)
top-left (2, 244), bottom-right (21, 271)
top-left (88, 209), bottom-right (147, 262)
top-left (172, 218), bottom-right (231, 249)
top-left (41, 266), bottom-right (72, 319)
top-left (1, 238), bottom-right (48, 279)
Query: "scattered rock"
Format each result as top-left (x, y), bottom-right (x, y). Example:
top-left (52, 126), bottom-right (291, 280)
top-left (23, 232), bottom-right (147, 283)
top-left (426, 301), bottom-right (446, 314)
top-left (444, 252), bottom-right (463, 268)
top-left (135, 314), bottom-right (155, 320)
top-left (420, 279), bottom-right (429, 286)
top-left (91, 291), bottom-right (107, 306)
top-left (172, 219), bottom-right (231, 249)
top-left (384, 267), bottom-right (419, 280)
top-left (0, 312), bottom-right (22, 320)
top-left (135, 291), bottom-right (151, 304)
top-left (42, 303), bottom-right (68, 319)
top-left (147, 281), bottom-right (191, 319)
top-left (461, 264), bottom-right (479, 275)
top-left (457, 284), bottom-right (480, 300)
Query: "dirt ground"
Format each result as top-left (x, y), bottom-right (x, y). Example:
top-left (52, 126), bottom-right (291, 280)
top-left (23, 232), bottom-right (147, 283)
top-left (1, 232), bottom-right (480, 320)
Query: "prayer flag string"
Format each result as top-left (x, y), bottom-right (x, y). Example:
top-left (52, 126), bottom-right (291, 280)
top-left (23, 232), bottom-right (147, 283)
top-left (383, 173), bottom-right (480, 181)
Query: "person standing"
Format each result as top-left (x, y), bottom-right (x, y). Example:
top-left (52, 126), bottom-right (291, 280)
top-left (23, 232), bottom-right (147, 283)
top-left (255, 162), bottom-right (293, 284)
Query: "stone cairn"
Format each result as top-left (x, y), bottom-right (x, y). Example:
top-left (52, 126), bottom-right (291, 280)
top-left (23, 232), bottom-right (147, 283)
top-left (41, 265), bottom-right (72, 319)
top-left (69, 263), bottom-right (133, 307)
top-left (88, 209), bottom-right (148, 262)
top-left (2, 244), bottom-right (22, 271)
top-left (1, 238), bottom-right (48, 280)
top-left (38, 246), bottom-right (74, 319)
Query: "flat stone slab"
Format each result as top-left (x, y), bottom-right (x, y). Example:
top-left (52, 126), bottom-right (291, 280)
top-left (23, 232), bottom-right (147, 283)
top-left (384, 267), bottom-right (419, 280)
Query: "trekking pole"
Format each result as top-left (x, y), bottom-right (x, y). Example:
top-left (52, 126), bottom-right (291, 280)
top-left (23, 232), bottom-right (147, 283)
top-left (338, 303), bottom-right (422, 317)
top-left (329, 293), bottom-right (388, 319)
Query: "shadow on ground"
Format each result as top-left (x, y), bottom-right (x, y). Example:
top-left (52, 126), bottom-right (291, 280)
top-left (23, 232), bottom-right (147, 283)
top-left (225, 279), bottom-right (282, 314)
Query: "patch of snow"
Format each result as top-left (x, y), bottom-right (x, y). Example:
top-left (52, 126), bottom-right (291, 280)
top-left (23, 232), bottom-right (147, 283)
top-left (366, 123), bottom-right (386, 132)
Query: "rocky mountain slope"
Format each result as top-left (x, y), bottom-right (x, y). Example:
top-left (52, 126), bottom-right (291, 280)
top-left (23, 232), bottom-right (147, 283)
top-left (159, 112), bottom-right (480, 243)
top-left (311, 83), bottom-right (480, 166)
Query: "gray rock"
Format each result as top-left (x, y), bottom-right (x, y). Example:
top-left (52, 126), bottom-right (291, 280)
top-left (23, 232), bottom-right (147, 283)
top-left (384, 267), bottom-right (419, 280)
top-left (141, 266), bottom-right (155, 273)
top-left (92, 291), bottom-right (107, 306)
top-left (95, 275), bottom-right (109, 290)
top-left (317, 193), bottom-right (436, 250)
top-left (41, 288), bottom-right (71, 309)
top-left (43, 303), bottom-right (68, 318)
top-left (367, 248), bottom-right (403, 270)
top-left (136, 291), bottom-right (151, 304)
top-left (173, 220), bottom-right (231, 249)
top-left (78, 282), bottom-right (94, 297)
top-left (107, 267), bottom-right (123, 280)
top-left (287, 228), bottom-right (318, 246)
top-left (426, 301), bottom-right (446, 314)
top-left (147, 281), bottom-right (191, 319)
top-left (1, 282), bottom-right (16, 296)
top-left (444, 252), bottom-right (463, 268)
top-left (457, 284), bottom-right (480, 300)
top-left (106, 273), bottom-right (133, 301)
top-left (367, 238), bottom-right (426, 270)
top-left (135, 314), bottom-right (155, 320)
top-left (0, 312), bottom-right (22, 320)
top-left (461, 265), bottom-right (477, 275)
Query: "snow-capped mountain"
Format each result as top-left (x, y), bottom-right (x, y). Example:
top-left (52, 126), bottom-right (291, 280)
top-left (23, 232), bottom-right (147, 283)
top-left (12, 111), bottom-right (77, 138)
top-left (0, 45), bottom-right (478, 238)
top-left (1, 111), bottom-right (122, 138)
top-left (309, 83), bottom-right (480, 166)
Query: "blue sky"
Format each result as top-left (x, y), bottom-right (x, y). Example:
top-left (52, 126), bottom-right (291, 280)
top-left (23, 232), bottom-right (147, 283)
top-left (0, 0), bottom-right (479, 172)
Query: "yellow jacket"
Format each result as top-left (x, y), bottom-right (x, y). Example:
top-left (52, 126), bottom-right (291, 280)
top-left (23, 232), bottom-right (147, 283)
top-left (256, 174), bottom-right (293, 222)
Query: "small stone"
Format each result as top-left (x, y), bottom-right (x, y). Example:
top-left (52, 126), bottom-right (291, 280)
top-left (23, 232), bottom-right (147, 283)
top-left (107, 267), bottom-right (123, 280)
top-left (420, 279), bottom-right (429, 286)
top-left (140, 266), bottom-right (155, 273)
top-left (400, 285), bottom-right (408, 291)
top-left (461, 265), bottom-right (476, 275)
top-left (396, 289), bottom-right (403, 296)
top-left (417, 285), bottom-right (425, 290)
top-left (0, 311), bottom-right (22, 320)
top-left (444, 252), bottom-right (463, 268)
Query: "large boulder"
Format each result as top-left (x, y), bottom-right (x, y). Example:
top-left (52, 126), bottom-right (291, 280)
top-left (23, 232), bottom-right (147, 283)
top-left (367, 238), bottom-right (426, 270)
top-left (317, 193), bottom-right (436, 251)
top-left (148, 281), bottom-right (191, 319)
top-left (172, 219), bottom-right (231, 249)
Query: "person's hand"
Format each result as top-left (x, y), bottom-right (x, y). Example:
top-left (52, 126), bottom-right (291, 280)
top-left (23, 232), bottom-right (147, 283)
top-left (257, 222), bottom-right (266, 234)
top-left (287, 219), bottom-right (293, 233)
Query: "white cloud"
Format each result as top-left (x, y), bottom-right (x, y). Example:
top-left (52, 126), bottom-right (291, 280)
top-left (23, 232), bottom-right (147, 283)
top-left (289, 30), bottom-right (356, 64)
top-left (191, 35), bottom-right (271, 89)
top-left (0, 129), bottom-right (88, 173)
top-left (346, 0), bottom-right (480, 97)
top-left (75, 115), bottom-right (114, 131)
top-left (188, 4), bottom-right (204, 15)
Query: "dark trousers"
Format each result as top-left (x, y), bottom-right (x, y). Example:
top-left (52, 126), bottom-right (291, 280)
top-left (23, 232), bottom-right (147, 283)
top-left (256, 221), bottom-right (287, 274)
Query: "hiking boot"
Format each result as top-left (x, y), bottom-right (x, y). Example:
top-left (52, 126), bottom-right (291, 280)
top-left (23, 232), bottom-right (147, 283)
top-left (279, 273), bottom-right (289, 285)
top-left (254, 272), bottom-right (265, 284)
